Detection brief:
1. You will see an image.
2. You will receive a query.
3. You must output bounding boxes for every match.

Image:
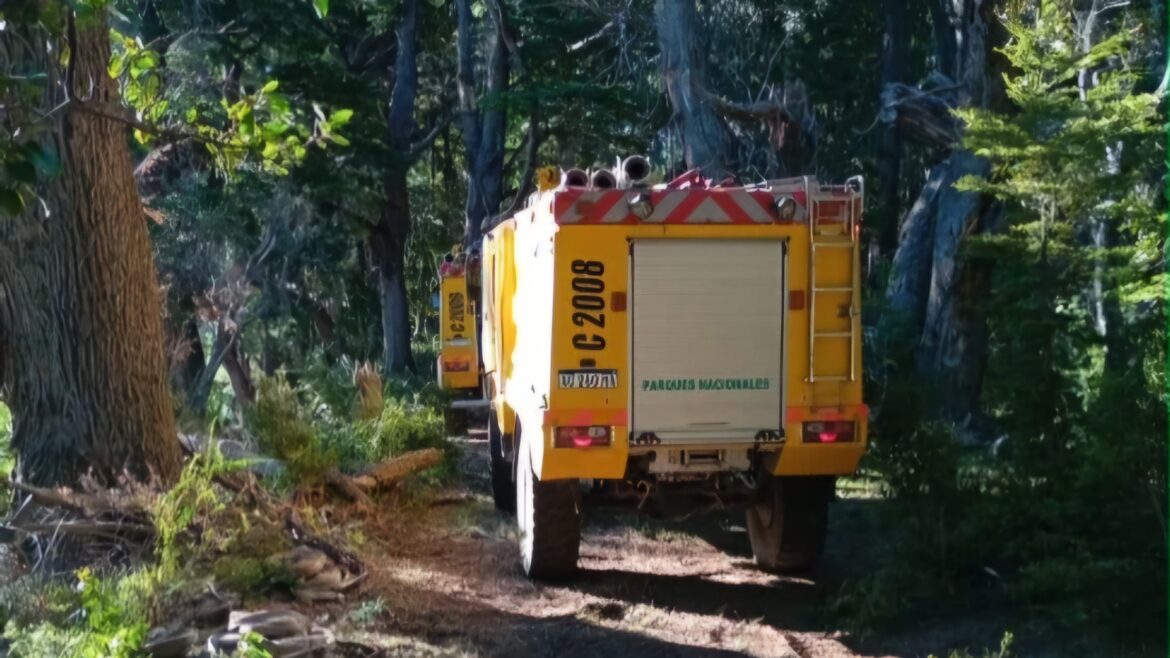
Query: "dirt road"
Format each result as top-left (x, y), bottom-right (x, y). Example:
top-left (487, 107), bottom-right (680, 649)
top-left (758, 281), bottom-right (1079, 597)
top-left (341, 438), bottom-right (998, 658)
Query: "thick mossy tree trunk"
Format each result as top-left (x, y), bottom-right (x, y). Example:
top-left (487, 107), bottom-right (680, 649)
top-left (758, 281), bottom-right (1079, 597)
top-left (0, 13), bottom-right (181, 487)
top-left (369, 0), bottom-right (419, 375)
top-left (654, 0), bottom-right (733, 180)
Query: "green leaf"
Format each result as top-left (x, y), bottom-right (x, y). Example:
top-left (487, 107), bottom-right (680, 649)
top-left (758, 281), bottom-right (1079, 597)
top-left (327, 108), bottom-right (353, 127)
top-left (5, 159), bottom-right (36, 184)
top-left (0, 188), bottom-right (25, 215)
top-left (129, 52), bottom-right (158, 80)
top-left (311, 0), bottom-right (328, 18)
top-left (329, 133), bottom-right (351, 147)
top-left (108, 53), bottom-right (128, 78)
top-left (261, 80), bottom-right (279, 94)
top-left (262, 120), bottom-right (291, 138)
top-left (267, 93), bottom-right (291, 116)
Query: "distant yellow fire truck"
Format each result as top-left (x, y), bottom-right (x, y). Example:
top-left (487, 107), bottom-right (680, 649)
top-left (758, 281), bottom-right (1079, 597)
top-left (438, 157), bottom-right (867, 579)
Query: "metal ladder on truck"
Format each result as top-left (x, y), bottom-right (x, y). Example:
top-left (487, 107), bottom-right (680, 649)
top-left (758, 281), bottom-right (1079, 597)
top-left (806, 177), bottom-right (863, 383)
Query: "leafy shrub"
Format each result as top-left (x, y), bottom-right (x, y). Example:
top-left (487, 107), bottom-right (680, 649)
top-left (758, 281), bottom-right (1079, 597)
top-left (5, 568), bottom-right (151, 658)
top-left (0, 402), bottom-right (11, 475)
top-left (0, 402), bottom-right (12, 515)
top-left (248, 374), bottom-right (338, 483)
top-left (4, 442), bottom-right (293, 657)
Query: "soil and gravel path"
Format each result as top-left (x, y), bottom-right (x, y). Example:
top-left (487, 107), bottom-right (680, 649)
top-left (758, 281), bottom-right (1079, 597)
top-left (337, 436), bottom-right (1002, 658)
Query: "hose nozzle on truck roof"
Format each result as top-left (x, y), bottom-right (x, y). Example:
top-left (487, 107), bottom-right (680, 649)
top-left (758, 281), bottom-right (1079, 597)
top-left (620, 155), bottom-right (651, 187)
top-left (590, 169), bottom-right (617, 189)
top-left (563, 168), bottom-right (589, 187)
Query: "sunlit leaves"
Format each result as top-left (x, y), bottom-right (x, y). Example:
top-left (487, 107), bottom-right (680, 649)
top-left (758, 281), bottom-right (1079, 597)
top-left (109, 29), bottom-right (167, 129)
top-left (104, 29), bottom-right (352, 178)
top-left (311, 0), bottom-right (329, 19)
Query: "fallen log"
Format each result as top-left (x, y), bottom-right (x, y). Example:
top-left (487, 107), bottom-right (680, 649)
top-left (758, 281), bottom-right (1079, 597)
top-left (324, 469), bottom-right (372, 505)
top-left (352, 448), bottom-right (443, 492)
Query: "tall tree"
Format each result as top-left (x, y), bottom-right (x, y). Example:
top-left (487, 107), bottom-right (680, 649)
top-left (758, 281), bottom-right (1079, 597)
top-left (369, 0), bottom-right (422, 374)
top-left (653, 0), bottom-right (733, 179)
top-left (0, 7), bottom-right (181, 487)
top-left (881, 0), bottom-right (1003, 430)
top-left (876, 0), bottom-right (907, 254)
top-left (455, 0), bottom-right (512, 247)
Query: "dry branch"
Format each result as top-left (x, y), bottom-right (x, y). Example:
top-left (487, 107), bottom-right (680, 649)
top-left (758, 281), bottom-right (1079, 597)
top-left (880, 82), bottom-right (962, 149)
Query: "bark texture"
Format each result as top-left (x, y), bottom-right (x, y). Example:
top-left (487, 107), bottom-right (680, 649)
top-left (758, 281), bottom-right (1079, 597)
top-left (0, 14), bottom-right (181, 487)
top-left (456, 0), bottom-right (510, 248)
top-left (369, 0), bottom-right (419, 374)
top-left (876, 0), bottom-right (907, 251)
top-left (654, 0), bottom-right (733, 179)
top-left (881, 0), bottom-right (1001, 429)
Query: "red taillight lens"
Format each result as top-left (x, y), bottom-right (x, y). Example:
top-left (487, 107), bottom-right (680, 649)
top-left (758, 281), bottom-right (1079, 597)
top-left (802, 421), bottom-right (855, 443)
top-left (443, 360), bottom-right (471, 372)
top-left (554, 426), bottom-right (612, 449)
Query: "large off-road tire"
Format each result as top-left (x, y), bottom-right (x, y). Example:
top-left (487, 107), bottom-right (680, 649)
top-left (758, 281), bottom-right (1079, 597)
top-left (746, 476), bottom-right (833, 573)
top-left (515, 423), bottom-right (580, 580)
top-left (488, 409), bottom-right (515, 513)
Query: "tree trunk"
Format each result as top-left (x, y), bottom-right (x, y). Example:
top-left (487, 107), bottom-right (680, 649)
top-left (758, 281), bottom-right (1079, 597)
top-left (188, 317), bottom-right (235, 416)
top-left (456, 0), bottom-right (510, 248)
top-left (173, 317), bottom-right (207, 398)
top-left (0, 13), bottom-right (181, 487)
top-left (881, 0), bottom-right (1000, 433)
top-left (877, 0), bottom-right (907, 253)
top-left (222, 340), bottom-right (256, 406)
top-left (370, 0), bottom-right (419, 375)
top-left (654, 0), bottom-right (733, 179)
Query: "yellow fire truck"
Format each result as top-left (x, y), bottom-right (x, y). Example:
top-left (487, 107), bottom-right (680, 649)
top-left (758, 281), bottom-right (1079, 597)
top-left (438, 158), bottom-right (867, 579)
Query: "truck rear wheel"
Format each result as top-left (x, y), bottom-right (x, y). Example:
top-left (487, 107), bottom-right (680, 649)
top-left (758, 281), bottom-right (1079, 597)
top-left (515, 424), bottom-right (580, 580)
top-left (746, 476), bottom-right (833, 573)
top-left (488, 409), bottom-right (515, 512)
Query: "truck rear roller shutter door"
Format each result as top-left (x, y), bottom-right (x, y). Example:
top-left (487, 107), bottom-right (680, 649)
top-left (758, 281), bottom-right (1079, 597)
top-left (631, 239), bottom-right (786, 443)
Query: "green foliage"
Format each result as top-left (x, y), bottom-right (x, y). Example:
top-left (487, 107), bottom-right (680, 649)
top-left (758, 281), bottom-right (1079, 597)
top-left (928, 633), bottom-right (1014, 658)
top-left (212, 557), bottom-right (298, 599)
top-left (237, 631), bottom-right (275, 658)
top-left (153, 441), bottom-right (243, 572)
top-left (248, 374), bottom-right (339, 484)
top-left (345, 395), bottom-right (449, 473)
top-left (856, 2), bottom-right (1166, 646)
top-left (347, 597), bottom-right (387, 627)
top-left (2, 442), bottom-right (294, 656)
top-left (0, 576), bottom-right (76, 631)
top-left (4, 568), bottom-right (151, 658)
top-left (0, 401), bottom-right (12, 482)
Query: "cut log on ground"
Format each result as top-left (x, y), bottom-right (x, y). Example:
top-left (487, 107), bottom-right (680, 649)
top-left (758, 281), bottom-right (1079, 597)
top-left (352, 448), bottom-right (443, 492)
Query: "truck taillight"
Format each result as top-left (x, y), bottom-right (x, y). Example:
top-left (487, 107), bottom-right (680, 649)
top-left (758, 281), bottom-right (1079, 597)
top-left (442, 360), bottom-right (471, 372)
top-left (802, 421), bottom-right (855, 444)
top-left (555, 426), bottom-right (612, 449)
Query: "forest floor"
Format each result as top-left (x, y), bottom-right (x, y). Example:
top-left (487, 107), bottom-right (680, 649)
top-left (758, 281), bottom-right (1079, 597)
top-left (325, 436), bottom-right (1023, 658)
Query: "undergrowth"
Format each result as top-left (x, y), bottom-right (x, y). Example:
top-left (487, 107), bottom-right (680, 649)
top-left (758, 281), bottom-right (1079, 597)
top-left (248, 365), bottom-right (454, 488)
top-left (2, 443), bottom-right (291, 657)
top-left (0, 402), bottom-right (11, 516)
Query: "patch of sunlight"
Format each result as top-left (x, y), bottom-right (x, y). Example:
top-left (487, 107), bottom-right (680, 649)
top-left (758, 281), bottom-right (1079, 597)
top-left (0, 401), bottom-right (11, 476)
